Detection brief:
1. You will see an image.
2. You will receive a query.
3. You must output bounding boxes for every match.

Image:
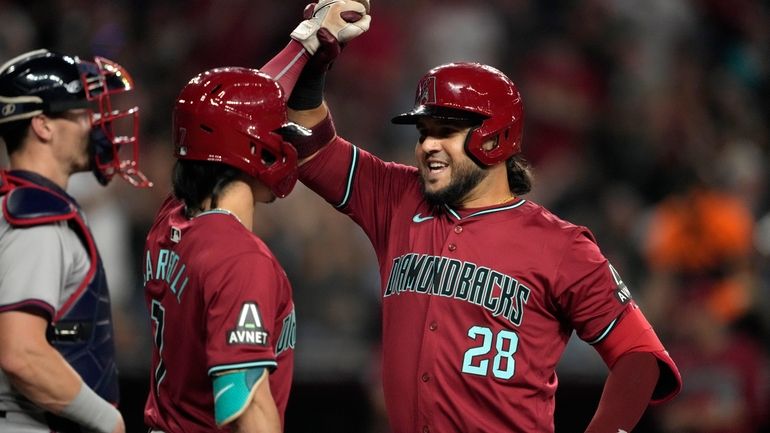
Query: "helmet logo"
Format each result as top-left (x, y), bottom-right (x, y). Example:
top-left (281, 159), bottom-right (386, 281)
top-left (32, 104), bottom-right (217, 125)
top-left (64, 79), bottom-right (82, 93)
top-left (1, 103), bottom-right (16, 117)
top-left (416, 76), bottom-right (436, 105)
top-left (176, 127), bottom-right (188, 156)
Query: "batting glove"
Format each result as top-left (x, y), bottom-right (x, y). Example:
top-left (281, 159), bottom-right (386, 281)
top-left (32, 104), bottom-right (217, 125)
top-left (291, 0), bottom-right (371, 54)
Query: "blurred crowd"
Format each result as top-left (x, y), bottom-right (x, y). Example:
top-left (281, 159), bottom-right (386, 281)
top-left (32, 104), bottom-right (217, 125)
top-left (1, 0), bottom-right (769, 432)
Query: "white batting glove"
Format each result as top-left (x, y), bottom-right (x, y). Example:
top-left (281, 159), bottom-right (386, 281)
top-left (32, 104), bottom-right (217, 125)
top-left (291, 0), bottom-right (372, 54)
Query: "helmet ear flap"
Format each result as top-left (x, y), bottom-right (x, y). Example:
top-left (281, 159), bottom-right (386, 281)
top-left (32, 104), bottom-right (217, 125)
top-left (251, 138), bottom-right (279, 171)
top-left (465, 122), bottom-right (517, 167)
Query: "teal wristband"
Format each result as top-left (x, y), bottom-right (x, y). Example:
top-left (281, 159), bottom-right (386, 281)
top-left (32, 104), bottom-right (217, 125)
top-left (212, 367), bottom-right (266, 426)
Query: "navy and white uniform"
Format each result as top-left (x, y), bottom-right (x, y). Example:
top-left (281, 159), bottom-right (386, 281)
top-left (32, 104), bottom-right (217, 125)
top-left (0, 170), bottom-right (118, 432)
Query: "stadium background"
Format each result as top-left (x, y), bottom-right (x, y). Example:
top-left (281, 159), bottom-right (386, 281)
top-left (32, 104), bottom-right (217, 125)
top-left (1, 0), bottom-right (769, 432)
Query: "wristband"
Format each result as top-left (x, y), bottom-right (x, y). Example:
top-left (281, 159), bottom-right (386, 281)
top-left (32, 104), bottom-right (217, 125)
top-left (60, 382), bottom-right (120, 433)
top-left (289, 112), bottom-right (337, 158)
top-left (287, 68), bottom-right (327, 110)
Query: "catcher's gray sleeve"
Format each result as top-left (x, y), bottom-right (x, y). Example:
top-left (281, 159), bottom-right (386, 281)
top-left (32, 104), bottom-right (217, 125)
top-left (0, 218), bottom-right (89, 314)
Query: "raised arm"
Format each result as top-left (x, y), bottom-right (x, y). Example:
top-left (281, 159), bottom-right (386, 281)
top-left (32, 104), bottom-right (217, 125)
top-left (260, 0), bottom-right (370, 104)
top-left (263, 1), bottom-right (371, 162)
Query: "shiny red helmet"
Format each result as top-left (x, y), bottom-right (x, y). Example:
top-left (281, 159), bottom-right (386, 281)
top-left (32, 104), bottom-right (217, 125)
top-left (392, 62), bottom-right (524, 166)
top-left (173, 67), bottom-right (308, 198)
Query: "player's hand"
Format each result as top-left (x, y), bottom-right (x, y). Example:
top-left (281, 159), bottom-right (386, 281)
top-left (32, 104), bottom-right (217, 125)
top-left (291, 0), bottom-right (371, 54)
top-left (302, 27), bottom-right (342, 75)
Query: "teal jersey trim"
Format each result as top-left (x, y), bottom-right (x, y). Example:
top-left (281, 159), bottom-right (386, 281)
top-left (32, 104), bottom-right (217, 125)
top-left (335, 146), bottom-right (359, 209)
top-left (444, 206), bottom-right (462, 220)
top-left (208, 360), bottom-right (277, 376)
top-left (444, 199), bottom-right (527, 221)
top-left (212, 367), bottom-right (267, 426)
top-left (196, 209), bottom-right (233, 217)
top-left (195, 208), bottom-right (242, 224)
top-left (587, 318), bottom-right (618, 345)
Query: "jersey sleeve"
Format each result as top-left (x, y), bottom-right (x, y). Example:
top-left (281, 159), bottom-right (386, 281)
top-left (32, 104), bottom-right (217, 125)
top-left (553, 230), bottom-right (682, 404)
top-left (552, 228), bottom-right (631, 343)
top-left (203, 252), bottom-right (283, 376)
top-left (593, 305), bottom-right (682, 404)
top-left (299, 136), bottom-right (419, 251)
top-left (0, 223), bottom-right (79, 319)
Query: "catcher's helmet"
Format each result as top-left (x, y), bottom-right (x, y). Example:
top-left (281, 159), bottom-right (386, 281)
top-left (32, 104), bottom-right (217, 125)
top-left (392, 62), bottom-right (524, 166)
top-left (173, 67), bottom-right (308, 198)
top-left (0, 49), bottom-right (149, 187)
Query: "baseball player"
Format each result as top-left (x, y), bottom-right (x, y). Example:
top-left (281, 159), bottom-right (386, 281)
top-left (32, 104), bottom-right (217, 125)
top-left (142, 68), bottom-right (306, 433)
top-left (277, 10), bottom-right (683, 433)
top-left (140, 4), bottom-right (371, 432)
top-left (140, 5), bottom-right (371, 432)
top-left (0, 49), bottom-right (150, 433)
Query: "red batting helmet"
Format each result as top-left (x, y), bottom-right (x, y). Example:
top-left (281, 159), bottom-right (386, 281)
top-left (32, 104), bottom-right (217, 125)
top-left (392, 62), bottom-right (524, 166)
top-left (173, 67), bottom-right (309, 198)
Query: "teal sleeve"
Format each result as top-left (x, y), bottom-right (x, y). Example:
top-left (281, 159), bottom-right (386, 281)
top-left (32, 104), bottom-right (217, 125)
top-left (212, 367), bottom-right (266, 426)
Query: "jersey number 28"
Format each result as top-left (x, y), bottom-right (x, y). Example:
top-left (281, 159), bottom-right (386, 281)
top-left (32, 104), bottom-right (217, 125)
top-left (461, 326), bottom-right (519, 379)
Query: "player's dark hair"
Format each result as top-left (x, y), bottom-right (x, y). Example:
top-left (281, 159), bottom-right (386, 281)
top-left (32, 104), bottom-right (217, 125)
top-left (172, 160), bottom-right (243, 218)
top-left (0, 120), bottom-right (32, 155)
top-left (506, 155), bottom-right (533, 195)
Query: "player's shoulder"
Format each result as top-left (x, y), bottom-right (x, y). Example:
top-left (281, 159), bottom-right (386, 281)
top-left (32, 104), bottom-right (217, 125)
top-left (147, 198), bottom-right (276, 260)
top-left (0, 203), bottom-right (73, 251)
top-left (146, 194), bottom-right (185, 240)
top-left (0, 190), bottom-right (76, 237)
top-left (519, 199), bottom-right (595, 241)
top-left (156, 194), bottom-right (182, 217)
top-left (1, 185), bottom-right (77, 228)
top-left (188, 212), bottom-right (276, 261)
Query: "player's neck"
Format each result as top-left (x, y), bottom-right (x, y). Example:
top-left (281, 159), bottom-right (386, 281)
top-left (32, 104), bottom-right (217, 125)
top-left (10, 149), bottom-right (70, 190)
top-left (460, 192), bottom-right (516, 209)
top-left (202, 180), bottom-right (254, 229)
top-left (458, 167), bottom-right (515, 209)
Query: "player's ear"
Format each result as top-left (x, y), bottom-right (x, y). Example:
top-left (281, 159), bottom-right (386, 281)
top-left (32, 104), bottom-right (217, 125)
top-left (30, 114), bottom-right (54, 142)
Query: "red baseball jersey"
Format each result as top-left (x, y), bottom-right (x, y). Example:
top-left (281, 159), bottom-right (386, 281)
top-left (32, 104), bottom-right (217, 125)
top-left (143, 196), bottom-right (296, 433)
top-left (299, 137), bottom-right (678, 433)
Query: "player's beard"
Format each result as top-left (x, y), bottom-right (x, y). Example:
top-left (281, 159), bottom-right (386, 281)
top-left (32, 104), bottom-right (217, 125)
top-left (421, 158), bottom-right (488, 208)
